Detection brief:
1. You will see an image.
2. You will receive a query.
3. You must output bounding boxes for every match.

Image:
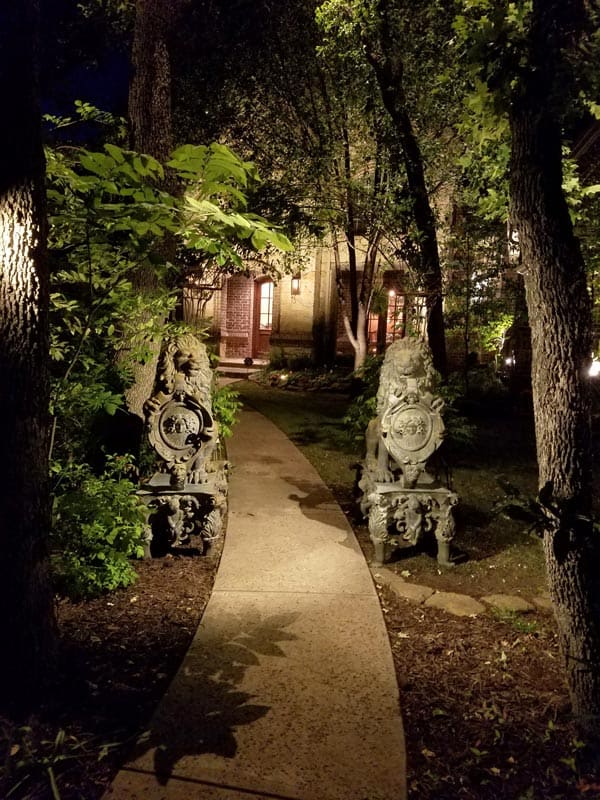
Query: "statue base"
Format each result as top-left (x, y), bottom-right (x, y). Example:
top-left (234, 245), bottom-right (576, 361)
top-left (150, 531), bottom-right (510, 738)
top-left (137, 465), bottom-right (228, 558)
top-left (361, 478), bottom-right (458, 568)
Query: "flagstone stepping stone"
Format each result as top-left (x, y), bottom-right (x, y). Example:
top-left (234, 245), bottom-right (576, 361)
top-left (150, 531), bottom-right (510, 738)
top-left (424, 591), bottom-right (485, 617)
top-left (480, 594), bottom-right (535, 613)
top-left (371, 567), bottom-right (435, 605)
top-left (532, 595), bottom-right (553, 612)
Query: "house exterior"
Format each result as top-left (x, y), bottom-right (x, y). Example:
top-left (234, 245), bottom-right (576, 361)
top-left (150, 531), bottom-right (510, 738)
top-left (183, 243), bottom-right (429, 365)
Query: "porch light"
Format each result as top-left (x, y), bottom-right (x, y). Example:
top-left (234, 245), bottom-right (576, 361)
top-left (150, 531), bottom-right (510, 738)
top-left (291, 274), bottom-right (301, 296)
top-left (589, 358), bottom-right (600, 377)
top-left (388, 289), bottom-right (396, 297)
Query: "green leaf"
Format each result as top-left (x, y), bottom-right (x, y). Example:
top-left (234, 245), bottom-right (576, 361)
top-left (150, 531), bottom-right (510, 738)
top-left (104, 143), bottom-right (126, 164)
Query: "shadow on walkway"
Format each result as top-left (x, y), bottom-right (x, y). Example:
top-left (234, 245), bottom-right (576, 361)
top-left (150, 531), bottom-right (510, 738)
top-left (127, 609), bottom-right (299, 785)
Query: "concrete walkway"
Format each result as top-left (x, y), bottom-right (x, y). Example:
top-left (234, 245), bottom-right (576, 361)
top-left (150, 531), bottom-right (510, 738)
top-left (105, 407), bottom-right (406, 800)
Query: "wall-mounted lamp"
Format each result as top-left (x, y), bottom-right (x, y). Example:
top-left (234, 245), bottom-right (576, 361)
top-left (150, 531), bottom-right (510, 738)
top-left (291, 273), bottom-right (301, 296)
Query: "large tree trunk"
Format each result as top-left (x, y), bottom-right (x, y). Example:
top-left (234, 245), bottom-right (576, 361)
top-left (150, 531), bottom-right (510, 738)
top-left (123, 0), bottom-right (179, 420)
top-left (0, 1), bottom-right (57, 707)
top-left (364, 0), bottom-right (447, 377)
top-left (510, 0), bottom-right (600, 735)
top-left (129, 0), bottom-right (175, 164)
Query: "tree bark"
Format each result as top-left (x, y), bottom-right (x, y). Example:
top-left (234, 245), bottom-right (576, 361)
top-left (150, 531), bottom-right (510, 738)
top-left (0, 1), bottom-right (57, 707)
top-left (364, 0), bottom-right (447, 376)
top-left (124, 0), bottom-right (180, 420)
top-left (510, 0), bottom-right (600, 734)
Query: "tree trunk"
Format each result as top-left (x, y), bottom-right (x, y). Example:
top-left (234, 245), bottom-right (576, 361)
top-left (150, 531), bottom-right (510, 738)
top-left (0, 1), bottom-right (57, 707)
top-left (129, 0), bottom-right (175, 164)
top-left (365, 0), bottom-right (447, 377)
top-left (124, 0), bottom-right (179, 420)
top-left (332, 233), bottom-right (373, 372)
top-left (510, 0), bottom-right (600, 735)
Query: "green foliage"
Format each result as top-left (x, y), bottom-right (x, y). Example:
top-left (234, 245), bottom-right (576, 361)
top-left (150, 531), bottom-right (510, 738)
top-left (491, 607), bottom-right (538, 634)
top-left (268, 346), bottom-right (288, 371)
top-left (436, 377), bottom-right (478, 450)
top-left (47, 140), bottom-right (176, 466)
top-left (211, 384), bottom-right (243, 440)
top-left (0, 722), bottom-right (118, 800)
top-left (442, 216), bottom-right (516, 367)
top-left (51, 455), bottom-right (147, 600)
top-left (342, 355), bottom-right (383, 444)
top-left (46, 121), bottom-right (291, 598)
top-left (168, 143), bottom-right (293, 263)
top-left (44, 99), bottom-right (128, 140)
top-left (46, 120), bottom-right (293, 467)
top-left (479, 311), bottom-right (514, 357)
top-left (453, 1), bottom-right (600, 223)
top-left (267, 347), bottom-right (315, 372)
top-left (453, 1), bottom-right (534, 106)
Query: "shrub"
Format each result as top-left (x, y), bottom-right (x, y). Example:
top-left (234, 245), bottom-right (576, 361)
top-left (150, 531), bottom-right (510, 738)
top-left (212, 383), bottom-right (243, 439)
top-left (51, 455), bottom-right (147, 600)
top-left (342, 355), bottom-right (383, 444)
top-left (268, 347), bottom-right (287, 370)
top-left (447, 366), bottom-right (510, 416)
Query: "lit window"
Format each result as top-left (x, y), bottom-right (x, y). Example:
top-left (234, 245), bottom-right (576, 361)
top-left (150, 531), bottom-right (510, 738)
top-left (259, 281), bottom-right (273, 330)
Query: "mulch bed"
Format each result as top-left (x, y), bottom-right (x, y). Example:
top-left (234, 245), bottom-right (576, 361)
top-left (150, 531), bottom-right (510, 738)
top-left (378, 582), bottom-right (598, 799)
top-left (0, 548), bottom-right (222, 800)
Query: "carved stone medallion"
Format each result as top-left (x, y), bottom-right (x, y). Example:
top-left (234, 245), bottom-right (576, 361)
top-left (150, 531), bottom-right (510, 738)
top-left (381, 399), bottom-right (444, 466)
top-left (148, 394), bottom-right (214, 467)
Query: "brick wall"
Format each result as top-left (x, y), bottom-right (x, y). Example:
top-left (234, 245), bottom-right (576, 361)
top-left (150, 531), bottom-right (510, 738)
top-left (221, 275), bottom-right (253, 358)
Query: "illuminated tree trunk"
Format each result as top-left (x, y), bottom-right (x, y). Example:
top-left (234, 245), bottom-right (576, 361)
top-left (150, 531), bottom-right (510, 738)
top-left (0, 1), bottom-right (57, 706)
top-left (510, 0), bottom-right (600, 735)
top-left (124, 0), bottom-right (180, 419)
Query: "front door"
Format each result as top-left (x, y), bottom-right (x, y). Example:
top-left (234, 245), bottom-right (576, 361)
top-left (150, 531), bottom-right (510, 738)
top-left (253, 279), bottom-right (274, 358)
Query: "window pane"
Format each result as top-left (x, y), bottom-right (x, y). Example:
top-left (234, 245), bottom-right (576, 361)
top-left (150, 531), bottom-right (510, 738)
top-left (259, 281), bottom-right (273, 329)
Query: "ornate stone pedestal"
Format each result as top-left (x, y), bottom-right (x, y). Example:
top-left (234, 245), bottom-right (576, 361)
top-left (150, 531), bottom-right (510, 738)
top-left (138, 471), bottom-right (228, 557)
top-left (363, 481), bottom-right (458, 567)
top-left (358, 337), bottom-right (459, 567)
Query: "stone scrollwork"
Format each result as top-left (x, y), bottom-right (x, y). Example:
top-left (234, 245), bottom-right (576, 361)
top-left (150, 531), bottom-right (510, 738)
top-left (367, 492), bottom-right (398, 567)
top-left (359, 337), bottom-right (459, 566)
top-left (138, 333), bottom-right (228, 557)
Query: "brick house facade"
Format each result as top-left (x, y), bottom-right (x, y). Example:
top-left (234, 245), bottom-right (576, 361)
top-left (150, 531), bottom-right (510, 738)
top-left (183, 244), bottom-right (429, 364)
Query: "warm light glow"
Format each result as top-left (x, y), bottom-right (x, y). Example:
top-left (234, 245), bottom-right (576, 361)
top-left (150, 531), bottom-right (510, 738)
top-left (505, 356), bottom-right (514, 366)
top-left (388, 289), bottom-right (396, 297)
top-left (507, 220), bottom-right (520, 263)
top-left (291, 274), bottom-right (301, 296)
top-left (589, 359), bottom-right (600, 377)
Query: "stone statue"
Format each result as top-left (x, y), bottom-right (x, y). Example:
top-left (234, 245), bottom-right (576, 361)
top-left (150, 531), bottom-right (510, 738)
top-left (138, 333), bottom-right (228, 556)
top-left (364, 337), bottom-right (443, 486)
top-left (144, 333), bottom-right (218, 489)
top-left (359, 337), bottom-right (458, 566)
